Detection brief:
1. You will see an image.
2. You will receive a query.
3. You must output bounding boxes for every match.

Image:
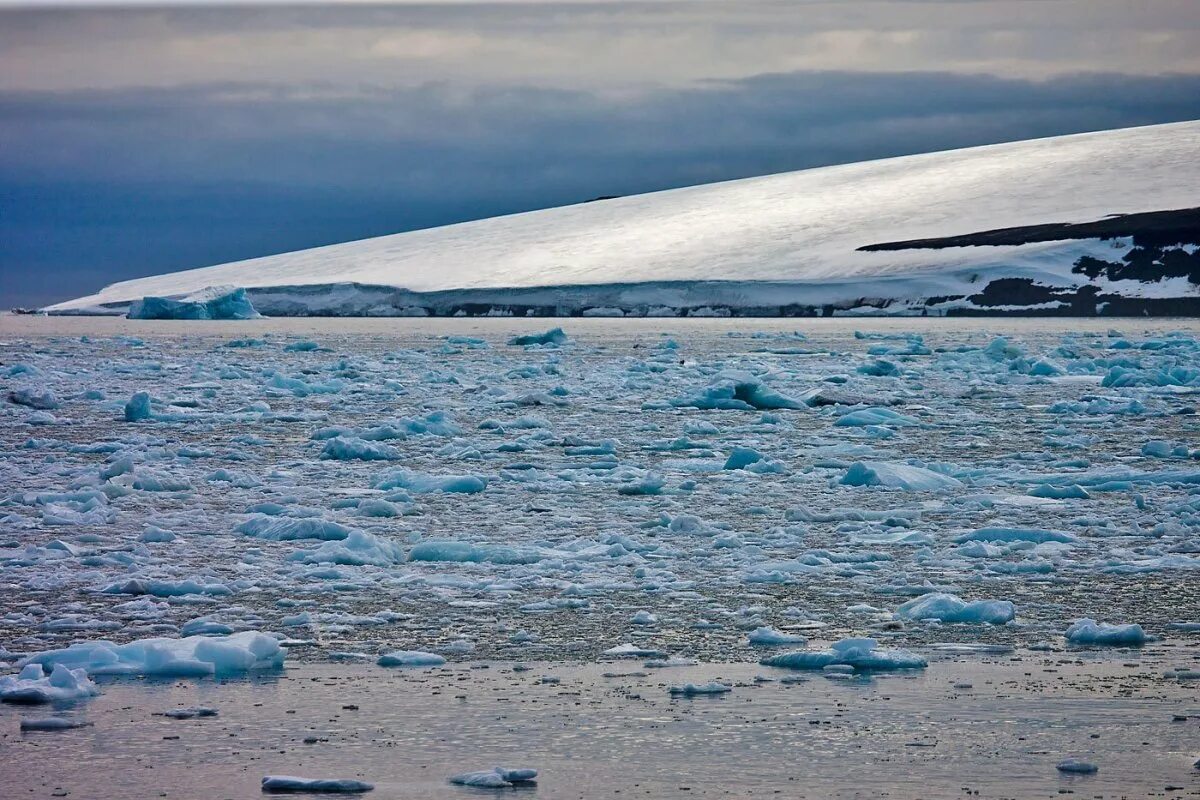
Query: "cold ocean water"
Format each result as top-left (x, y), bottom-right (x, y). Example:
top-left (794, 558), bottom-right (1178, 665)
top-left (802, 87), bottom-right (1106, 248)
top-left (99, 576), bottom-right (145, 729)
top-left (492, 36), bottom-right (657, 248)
top-left (1, 315), bottom-right (1199, 798)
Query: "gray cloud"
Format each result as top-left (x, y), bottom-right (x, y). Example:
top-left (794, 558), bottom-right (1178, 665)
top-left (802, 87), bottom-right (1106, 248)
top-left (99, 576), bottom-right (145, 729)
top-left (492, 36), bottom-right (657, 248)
top-left (3, 2), bottom-right (1200, 306)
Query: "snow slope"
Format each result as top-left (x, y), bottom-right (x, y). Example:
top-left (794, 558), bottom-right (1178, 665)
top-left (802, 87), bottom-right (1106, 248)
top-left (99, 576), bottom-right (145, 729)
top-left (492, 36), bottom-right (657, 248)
top-left (46, 121), bottom-right (1200, 316)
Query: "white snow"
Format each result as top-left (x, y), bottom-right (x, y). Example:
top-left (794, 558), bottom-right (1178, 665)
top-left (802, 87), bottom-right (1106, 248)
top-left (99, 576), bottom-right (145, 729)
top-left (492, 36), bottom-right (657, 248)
top-left (46, 121), bottom-right (1200, 315)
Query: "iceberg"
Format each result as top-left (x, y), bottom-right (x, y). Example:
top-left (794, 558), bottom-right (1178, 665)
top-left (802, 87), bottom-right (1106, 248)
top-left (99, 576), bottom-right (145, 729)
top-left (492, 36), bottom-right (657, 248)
top-left (840, 462), bottom-right (962, 491)
top-left (373, 470), bottom-right (488, 494)
top-left (894, 593), bottom-right (1015, 625)
top-left (0, 663), bottom-right (99, 704)
top-left (376, 651), bottom-right (446, 667)
top-left (128, 286), bottom-right (262, 320)
top-left (1064, 619), bottom-right (1149, 646)
top-left (17, 631), bottom-right (285, 678)
top-left (761, 638), bottom-right (927, 671)
top-left (261, 776), bottom-right (373, 793)
top-left (449, 768), bottom-right (537, 788)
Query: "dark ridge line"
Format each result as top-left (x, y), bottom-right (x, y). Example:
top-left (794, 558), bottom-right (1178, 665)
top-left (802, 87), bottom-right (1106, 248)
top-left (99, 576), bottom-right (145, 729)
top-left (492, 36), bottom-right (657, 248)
top-left (858, 207), bottom-right (1200, 252)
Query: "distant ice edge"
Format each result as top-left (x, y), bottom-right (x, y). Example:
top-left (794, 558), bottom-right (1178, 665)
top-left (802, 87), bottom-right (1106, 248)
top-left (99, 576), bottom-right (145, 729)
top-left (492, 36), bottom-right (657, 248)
top-left (45, 275), bottom-right (1200, 319)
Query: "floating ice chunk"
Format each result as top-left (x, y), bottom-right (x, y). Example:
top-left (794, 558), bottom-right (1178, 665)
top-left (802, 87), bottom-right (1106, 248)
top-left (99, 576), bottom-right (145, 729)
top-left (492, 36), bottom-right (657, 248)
top-left (724, 447), bottom-right (764, 470)
top-left (408, 540), bottom-right (547, 565)
top-left (102, 578), bottom-right (231, 597)
top-left (449, 767), bottom-right (538, 788)
top-left (289, 531), bottom-right (405, 566)
top-left (237, 516), bottom-right (354, 541)
top-left (20, 716), bottom-right (92, 730)
top-left (319, 437), bottom-right (402, 461)
top-left (799, 386), bottom-right (898, 407)
top-left (1056, 759), bottom-right (1098, 774)
top-left (668, 682), bottom-right (731, 696)
top-left (160, 706), bottom-right (218, 719)
top-left (1064, 619), bottom-right (1149, 646)
top-left (834, 407), bottom-right (920, 428)
top-left (616, 471), bottom-right (666, 496)
top-left (603, 643), bottom-right (665, 658)
top-left (8, 387), bottom-right (59, 410)
top-left (894, 593), bottom-right (1015, 625)
top-left (18, 631), bottom-right (284, 677)
top-left (748, 626), bottom-right (807, 646)
top-left (630, 610), bottom-right (658, 625)
top-left (955, 527), bottom-right (1078, 545)
top-left (644, 656), bottom-right (700, 668)
top-left (508, 327), bottom-right (569, 347)
top-left (1027, 484), bottom-right (1090, 500)
top-left (0, 664), bottom-right (99, 704)
top-left (374, 470), bottom-right (487, 494)
top-left (761, 638), bottom-right (926, 671)
top-left (139, 526), bottom-right (176, 543)
top-left (376, 651), bottom-right (446, 667)
top-left (671, 372), bottom-right (802, 411)
top-left (124, 391), bottom-right (153, 422)
top-left (261, 776), bottom-right (374, 793)
top-left (840, 462), bottom-right (962, 491)
top-left (129, 286), bottom-right (262, 320)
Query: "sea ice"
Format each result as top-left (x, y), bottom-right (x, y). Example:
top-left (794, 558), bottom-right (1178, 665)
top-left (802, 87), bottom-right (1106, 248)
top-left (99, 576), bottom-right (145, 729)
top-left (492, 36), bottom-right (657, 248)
top-left (761, 638), bottom-right (927, 671)
top-left (0, 663), bottom-right (99, 704)
top-left (1064, 619), bottom-right (1149, 646)
top-left (261, 776), bottom-right (373, 793)
top-left (894, 593), bottom-right (1016, 625)
top-left (449, 767), bottom-right (538, 788)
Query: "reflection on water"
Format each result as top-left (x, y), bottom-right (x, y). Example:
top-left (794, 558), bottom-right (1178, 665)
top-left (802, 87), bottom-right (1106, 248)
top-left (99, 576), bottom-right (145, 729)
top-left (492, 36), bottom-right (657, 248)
top-left (2, 654), bottom-right (1198, 799)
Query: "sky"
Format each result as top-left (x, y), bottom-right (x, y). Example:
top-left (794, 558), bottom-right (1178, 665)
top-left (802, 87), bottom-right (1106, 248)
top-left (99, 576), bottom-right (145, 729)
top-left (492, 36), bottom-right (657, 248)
top-left (3, 1), bottom-right (1200, 307)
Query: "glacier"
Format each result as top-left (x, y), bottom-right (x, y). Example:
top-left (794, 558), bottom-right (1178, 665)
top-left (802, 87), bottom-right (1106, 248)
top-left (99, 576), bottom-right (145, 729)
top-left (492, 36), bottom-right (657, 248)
top-left (44, 121), bottom-right (1200, 318)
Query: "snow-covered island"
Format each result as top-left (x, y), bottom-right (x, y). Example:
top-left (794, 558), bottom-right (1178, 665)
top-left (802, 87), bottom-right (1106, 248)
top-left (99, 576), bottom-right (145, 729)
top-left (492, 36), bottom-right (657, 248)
top-left (44, 121), bottom-right (1199, 319)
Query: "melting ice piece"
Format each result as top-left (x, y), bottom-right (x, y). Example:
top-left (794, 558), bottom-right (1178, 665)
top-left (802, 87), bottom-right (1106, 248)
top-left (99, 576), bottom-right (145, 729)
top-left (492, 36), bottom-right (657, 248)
top-left (450, 767), bottom-right (538, 788)
top-left (20, 717), bottom-right (92, 730)
top-left (670, 371), bottom-right (802, 411)
top-left (129, 286), bottom-right (262, 321)
top-left (374, 470), bottom-right (488, 494)
top-left (1056, 759), bottom-right (1098, 774)
top-left (508, 327), bottom-right (569, 346)
top-left (0, 664), bottom-right (99, 704)
top-left (840, 462), bottom-right (962, 491)
top-left (1064, 619), bottom-right (1149, 646)
top-left (376, 651), bottom-right (446, 667)
top-left (603, 643), bottom-right (665, 659)
top-left (748, 626), bottom-right (807, 646)
top-left (17, 631), bottom-right (284, 678)
top-left (760, 638), bottom-right (927, 671)
top-left (894, 593), bottom-right (1016, 625)
top-left (261, 776), bottom-right (374, 793)
top-left (668, 682), bottom-right (732, 696)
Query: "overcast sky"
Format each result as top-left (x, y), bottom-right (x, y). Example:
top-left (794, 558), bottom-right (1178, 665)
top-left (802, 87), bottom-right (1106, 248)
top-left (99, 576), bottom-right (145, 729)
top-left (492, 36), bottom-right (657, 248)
top-left (3, 0), bottom-right (1200, 307)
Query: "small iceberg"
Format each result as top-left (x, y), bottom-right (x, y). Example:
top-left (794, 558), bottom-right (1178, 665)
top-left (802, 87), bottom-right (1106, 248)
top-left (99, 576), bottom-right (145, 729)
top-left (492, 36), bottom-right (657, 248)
top-left (668, 682), bottom-right (732, 696)
top-left (128, 286), bottom-right (262, 320)
top-left (761, 638), bottom-right (927, 671)
top-left (0, 664), bottom-right (99, 704)
top-left (376, 651), bottom-right (446, 667)
top-left (894, 593), bottom-right (1015, 625)
top-left (840, 462), bottom-right (962, 491)
top-left (262, 776), bottom-right (373, 793)
top-left (1064, 619), bottom-right (1149, 646)
top-left (449, 767), bottom-right (538, 788)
